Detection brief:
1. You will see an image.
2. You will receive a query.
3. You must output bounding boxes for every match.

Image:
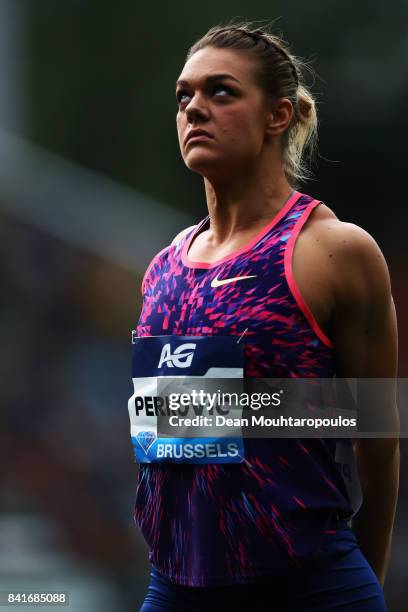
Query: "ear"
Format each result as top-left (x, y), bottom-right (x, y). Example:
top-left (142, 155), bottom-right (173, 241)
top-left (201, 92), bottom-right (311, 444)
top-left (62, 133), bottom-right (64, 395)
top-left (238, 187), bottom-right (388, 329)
top-left (265, 98), bottom-right (293, 137)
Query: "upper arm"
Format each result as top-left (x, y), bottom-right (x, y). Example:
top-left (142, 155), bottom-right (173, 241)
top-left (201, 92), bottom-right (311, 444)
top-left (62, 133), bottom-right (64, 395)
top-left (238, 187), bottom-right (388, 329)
top-left (330, 223), bottom-right (399, 459)
top-left (330, 223), bottom-right (398, 379)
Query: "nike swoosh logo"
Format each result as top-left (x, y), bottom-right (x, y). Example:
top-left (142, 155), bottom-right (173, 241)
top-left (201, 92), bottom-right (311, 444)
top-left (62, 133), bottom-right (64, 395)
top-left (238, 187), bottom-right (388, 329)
top-left (211, 274), bottom-right (257, 288)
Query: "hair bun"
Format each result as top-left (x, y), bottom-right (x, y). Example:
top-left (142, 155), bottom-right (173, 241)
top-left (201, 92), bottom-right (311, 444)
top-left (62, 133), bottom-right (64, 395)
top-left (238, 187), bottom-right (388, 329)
top-left (296, 85), bottom-right (315, 122)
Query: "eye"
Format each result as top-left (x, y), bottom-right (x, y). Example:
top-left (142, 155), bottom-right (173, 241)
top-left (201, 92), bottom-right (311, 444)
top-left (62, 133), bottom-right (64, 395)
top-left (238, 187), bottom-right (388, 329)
top-left (176, 90), bottom-right (190, 105)
top-left (213, 84), bottom-right (232, 97)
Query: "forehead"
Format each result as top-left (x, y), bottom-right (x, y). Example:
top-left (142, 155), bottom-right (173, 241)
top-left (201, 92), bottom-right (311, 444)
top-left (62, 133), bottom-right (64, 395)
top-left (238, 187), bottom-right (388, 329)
top-left (177, 47), bottom-right (258, 86)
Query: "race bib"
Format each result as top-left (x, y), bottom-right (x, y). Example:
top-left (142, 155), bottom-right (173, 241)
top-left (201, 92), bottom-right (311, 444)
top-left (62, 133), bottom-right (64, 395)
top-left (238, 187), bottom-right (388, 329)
top-left (128, 335), bottom-right (245, 464)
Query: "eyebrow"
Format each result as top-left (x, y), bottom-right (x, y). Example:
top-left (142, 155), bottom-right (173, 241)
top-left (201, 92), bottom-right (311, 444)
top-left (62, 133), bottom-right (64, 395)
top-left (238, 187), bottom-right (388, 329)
top-left (176, 73), bottom-right (241, 88)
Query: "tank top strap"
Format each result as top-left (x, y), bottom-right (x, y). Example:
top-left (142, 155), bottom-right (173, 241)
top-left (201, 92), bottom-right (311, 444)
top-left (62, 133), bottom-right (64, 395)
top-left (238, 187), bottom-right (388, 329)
top-left (270, 192), bottom-right (319, 241)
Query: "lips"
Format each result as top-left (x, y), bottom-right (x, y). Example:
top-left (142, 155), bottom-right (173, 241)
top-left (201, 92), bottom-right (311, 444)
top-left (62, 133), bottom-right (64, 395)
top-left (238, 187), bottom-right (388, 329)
top-left (185, 129), bottom-right (213, 145)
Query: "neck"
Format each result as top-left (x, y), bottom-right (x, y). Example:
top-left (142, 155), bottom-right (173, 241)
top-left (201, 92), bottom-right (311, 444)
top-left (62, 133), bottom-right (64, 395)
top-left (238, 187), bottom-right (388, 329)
top-left (203, 162), bottom-right (294, 244)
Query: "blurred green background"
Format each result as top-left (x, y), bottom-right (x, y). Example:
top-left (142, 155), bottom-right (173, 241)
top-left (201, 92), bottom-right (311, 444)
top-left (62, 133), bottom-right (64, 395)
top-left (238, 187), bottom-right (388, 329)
top-left (0, 1), bottom-right (407, 610)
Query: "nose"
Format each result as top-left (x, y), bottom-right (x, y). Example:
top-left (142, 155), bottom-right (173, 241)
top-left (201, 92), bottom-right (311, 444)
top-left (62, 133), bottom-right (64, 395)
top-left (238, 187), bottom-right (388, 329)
top-left (185, 92), bottom-right (210, 124)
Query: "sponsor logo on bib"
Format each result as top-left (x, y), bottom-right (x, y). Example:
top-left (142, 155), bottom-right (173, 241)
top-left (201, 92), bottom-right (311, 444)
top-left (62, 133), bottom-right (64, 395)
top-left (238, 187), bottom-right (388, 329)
top-left (158, 343), bottom-right (196, 368)
top-left (136, 430), bottom-right (157, 454)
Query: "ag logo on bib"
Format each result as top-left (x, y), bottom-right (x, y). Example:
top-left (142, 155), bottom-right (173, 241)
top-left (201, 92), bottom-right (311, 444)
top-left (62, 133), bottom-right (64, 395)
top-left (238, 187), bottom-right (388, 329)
top-left (158, 343), bottom-right (196, 368)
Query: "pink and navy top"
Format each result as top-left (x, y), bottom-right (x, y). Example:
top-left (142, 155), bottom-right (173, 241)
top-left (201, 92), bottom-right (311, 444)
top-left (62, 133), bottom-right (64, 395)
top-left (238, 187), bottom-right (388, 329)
top-left (134, 191), bottom-right (357, 586)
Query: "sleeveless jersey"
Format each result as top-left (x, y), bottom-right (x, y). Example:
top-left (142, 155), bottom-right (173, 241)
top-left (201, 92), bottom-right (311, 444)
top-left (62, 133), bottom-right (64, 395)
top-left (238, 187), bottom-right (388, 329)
top-left (133, 191), bottom-right (358, 586)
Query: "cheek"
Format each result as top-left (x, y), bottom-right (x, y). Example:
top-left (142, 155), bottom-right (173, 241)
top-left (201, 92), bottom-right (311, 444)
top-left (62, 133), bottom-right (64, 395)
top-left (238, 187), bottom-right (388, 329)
top-left (176, 114), bottom-right (184, 141)
top-left (220, 111), bottom-right (263, 150)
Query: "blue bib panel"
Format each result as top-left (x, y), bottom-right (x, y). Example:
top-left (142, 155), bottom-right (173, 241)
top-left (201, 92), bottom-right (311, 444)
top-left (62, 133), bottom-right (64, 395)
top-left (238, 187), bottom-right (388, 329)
top-left (129, 335), bottom-right (245, 464)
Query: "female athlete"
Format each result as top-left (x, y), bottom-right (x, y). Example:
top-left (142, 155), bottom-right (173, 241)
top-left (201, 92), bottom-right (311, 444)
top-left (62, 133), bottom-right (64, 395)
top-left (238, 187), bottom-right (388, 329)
top-left (131, 23), bottom-right (399, 611)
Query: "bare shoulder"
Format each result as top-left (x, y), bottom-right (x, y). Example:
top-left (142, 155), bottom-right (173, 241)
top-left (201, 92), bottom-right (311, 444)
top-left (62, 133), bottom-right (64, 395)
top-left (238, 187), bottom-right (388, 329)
top-left (309, 204), bottom-right (387, 263)
top-left (171, 225), bottom-right (197, 246)
top-left (308, 204), bottom-right (392, 305)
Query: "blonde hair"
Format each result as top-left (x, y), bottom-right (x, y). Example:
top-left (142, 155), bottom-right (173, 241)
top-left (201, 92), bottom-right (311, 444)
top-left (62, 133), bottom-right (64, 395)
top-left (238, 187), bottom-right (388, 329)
top-left (186, 22), bottom-right (318, 187)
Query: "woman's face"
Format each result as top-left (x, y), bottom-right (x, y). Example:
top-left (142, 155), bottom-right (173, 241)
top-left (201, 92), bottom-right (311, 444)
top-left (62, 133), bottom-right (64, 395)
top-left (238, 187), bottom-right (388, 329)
top-left (176, 47), bottom-right (271, 177)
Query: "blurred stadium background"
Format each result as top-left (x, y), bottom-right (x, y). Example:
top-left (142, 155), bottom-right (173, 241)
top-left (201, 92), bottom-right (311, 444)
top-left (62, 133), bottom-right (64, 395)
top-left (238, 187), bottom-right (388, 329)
top-left (0, 1), bottom-right (406, 610)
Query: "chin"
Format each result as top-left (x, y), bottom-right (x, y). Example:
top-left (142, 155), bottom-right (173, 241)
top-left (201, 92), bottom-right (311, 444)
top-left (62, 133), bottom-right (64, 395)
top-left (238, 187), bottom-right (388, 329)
top-left (184, 149), bottom-right (233, 174)
top-left (185, 153), bottom-right (220, 172)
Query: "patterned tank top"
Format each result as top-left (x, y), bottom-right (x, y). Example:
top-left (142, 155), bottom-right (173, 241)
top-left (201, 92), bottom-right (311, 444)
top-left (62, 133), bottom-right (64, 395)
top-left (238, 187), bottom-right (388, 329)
top-left (133, 191), bottom-right (358, 586)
